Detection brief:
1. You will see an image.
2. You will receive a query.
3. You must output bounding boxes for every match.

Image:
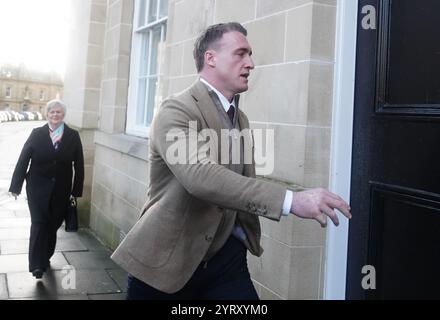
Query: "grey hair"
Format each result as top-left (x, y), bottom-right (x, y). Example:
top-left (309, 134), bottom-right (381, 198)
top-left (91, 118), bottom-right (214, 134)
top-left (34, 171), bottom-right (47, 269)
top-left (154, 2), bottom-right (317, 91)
top-left (45, 99), bottom-right (67, 116)
top-left (193, 22), bottom-right (248, 73)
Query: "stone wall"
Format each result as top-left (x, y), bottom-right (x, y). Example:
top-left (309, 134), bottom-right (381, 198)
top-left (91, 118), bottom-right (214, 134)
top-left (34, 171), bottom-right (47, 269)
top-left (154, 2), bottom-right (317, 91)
top-left (64, 0), bottom-right (339, 299)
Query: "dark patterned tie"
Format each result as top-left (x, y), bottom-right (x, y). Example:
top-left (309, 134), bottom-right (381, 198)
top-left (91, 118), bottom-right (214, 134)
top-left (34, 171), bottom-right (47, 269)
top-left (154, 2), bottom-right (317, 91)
top-left (227, 105), bottom-right (235, 124)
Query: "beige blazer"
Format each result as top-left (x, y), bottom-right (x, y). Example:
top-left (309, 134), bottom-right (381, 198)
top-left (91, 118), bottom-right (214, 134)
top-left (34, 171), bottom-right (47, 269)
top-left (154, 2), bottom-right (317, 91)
top-left (111, 80), bottom-right (287, 293)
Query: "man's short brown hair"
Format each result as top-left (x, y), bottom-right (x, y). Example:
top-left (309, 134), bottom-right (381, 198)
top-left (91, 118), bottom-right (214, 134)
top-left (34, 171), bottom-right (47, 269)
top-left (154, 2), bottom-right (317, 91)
top-left (193, 22), bottom-right (247, 72)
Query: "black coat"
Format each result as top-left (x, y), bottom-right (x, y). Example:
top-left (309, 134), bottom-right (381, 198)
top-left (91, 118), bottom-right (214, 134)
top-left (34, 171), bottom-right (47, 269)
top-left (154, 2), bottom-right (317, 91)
top-left (9, 124), bottom-right (84, 221)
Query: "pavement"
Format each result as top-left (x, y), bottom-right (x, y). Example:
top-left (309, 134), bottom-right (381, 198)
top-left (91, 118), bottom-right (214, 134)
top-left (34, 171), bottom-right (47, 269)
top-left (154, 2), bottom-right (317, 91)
top-left (0, 121), bottom-right (128, 300)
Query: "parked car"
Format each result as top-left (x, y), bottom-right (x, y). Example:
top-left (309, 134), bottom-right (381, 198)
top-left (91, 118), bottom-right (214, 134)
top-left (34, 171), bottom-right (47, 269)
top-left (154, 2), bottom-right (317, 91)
top-left (0, 110), bottom-right (44, 123)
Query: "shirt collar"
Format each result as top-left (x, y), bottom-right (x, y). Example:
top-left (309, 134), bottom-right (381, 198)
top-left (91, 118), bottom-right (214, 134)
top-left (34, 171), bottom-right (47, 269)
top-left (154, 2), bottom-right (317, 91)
top-left (200, 78), bottom-right (236, 112)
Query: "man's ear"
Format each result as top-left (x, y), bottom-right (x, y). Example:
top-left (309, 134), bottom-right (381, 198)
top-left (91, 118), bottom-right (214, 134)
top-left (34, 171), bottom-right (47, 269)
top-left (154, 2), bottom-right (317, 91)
top-left (205, 50), bottom-right (216, 68)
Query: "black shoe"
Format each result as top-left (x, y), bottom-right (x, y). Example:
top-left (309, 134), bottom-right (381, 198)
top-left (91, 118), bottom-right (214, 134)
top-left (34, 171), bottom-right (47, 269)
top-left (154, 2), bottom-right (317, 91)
top-left (32, 269), bottom-right (44, 279)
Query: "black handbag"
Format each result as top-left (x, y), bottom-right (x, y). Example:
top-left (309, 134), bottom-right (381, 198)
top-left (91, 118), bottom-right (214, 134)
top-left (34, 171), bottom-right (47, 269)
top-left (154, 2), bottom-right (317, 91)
top-left (65, 196), bottom-right (78, 232)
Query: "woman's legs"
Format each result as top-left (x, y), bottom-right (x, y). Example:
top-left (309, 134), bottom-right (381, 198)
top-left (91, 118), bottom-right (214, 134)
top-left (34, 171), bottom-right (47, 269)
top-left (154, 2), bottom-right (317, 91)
top-left (28, 222), bottom-right (50, 275)
top-left (28, 195), bottom-right (65, 277)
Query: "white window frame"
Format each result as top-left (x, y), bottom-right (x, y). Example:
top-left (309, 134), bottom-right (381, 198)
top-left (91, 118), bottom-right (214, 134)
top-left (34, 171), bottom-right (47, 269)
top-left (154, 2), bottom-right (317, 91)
top-left (5, 87), bottom-right (11, 98)
top-left (126, 0), bottom-right (168, 138)
top-left (39, 89), bottom-right (45, 101)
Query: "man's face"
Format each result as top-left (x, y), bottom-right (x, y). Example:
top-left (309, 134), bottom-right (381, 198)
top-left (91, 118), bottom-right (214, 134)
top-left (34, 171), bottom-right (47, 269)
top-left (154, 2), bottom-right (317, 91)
top-left (209, 31), bottom-right (255, 96)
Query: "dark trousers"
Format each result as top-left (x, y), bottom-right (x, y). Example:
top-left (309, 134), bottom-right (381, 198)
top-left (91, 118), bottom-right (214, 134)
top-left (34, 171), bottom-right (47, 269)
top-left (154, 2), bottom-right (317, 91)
top-left (126, 235), bottom-right (259, 300)
top-left (28, 196), bottom-right (64, 272)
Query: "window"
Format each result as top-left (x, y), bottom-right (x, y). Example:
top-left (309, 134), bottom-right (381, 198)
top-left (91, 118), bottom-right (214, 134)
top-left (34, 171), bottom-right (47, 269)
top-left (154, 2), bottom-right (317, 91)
top-left (39, 90), bottom-right (45, 101)
top-left (23, 87), bottom-right (31, 100)
top-left (5, 87), bottom-right (11, 98)
top-left (127, 0), bottom-right (168, 137)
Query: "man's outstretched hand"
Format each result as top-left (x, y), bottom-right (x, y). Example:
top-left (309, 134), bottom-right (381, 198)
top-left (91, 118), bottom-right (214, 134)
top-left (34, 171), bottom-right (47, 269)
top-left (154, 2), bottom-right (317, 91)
top-left (290, 188), bottom-right (352, 227)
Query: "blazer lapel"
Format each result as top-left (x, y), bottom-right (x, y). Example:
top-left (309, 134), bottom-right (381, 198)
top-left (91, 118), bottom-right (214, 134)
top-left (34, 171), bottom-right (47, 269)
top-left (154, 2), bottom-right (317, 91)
top-left (189, 80), bottom-right (223, 159)
top-left (237, 110), bottom-right (255, 178)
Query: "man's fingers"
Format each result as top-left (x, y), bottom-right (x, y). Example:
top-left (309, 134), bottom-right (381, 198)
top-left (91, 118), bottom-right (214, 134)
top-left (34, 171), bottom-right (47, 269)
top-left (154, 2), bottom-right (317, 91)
top-left (315, 214), bottom-right (327, 228)
top-left (326, 197), bottom-right (352, 219)
top-left (320, 205), bottom-right (339, 226)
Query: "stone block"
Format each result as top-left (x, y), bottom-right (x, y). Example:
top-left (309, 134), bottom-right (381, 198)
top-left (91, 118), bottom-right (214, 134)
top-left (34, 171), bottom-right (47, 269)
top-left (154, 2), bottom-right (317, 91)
top-left (267, 124), bottom-right (306, 185)
top-left (89, 21), bottom-right (106, 47)
top-left (182, 40), bottom-right (198, 76)
top-left (167, 43), bottom-right (184, 77)
top-left (286, 3), bottom-right (337, 61)
top-left (169, 0), bottom-right (215, 44)
top-left (304, 126), bottom-right (331, 188)
top-left (214, 0), bottom-right (256, 23)
top-left (244, 63), bottom-right (309, 125)
top-left (285, 4), bottom-right (313, 61)
top-left (87, 44), bottom-right (104, 67)
top-left (245, 13), bottom-right (285, 66)
top-left (256, 0), bottom-right (311, 17)
top-left (91, 3), bottom-right (107, 23)
top-left (85, 65), bottom-right (103, 89)
top-left (248, 236), bottom-right (291, 298)
top-left (289, 246), bottom-right (322, 299)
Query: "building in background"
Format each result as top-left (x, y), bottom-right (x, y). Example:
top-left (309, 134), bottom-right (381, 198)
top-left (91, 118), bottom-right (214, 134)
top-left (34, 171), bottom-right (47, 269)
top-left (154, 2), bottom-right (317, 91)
top-left (0, 63), bottom-right (63, 112)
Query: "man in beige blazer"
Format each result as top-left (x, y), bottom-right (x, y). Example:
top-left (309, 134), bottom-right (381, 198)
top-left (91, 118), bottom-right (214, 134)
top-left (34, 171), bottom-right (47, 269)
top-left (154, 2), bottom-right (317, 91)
top-left (111, 22), bottom-right (351, 300)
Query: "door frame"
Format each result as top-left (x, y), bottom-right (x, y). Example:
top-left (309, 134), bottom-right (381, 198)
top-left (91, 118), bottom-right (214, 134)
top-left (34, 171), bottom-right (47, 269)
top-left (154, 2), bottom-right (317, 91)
top-left (323, 0), bottom-right (359, 300)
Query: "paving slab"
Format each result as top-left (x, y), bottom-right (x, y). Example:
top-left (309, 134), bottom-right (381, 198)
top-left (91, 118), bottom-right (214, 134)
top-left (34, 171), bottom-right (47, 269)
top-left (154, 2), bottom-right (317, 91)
top-left (1, 201), bottom-right (29, 212)
top-left (0, 237), bottom-right (87, 255)
top-left (0, 210), bottom-right (16, 219)
top-left (0, 252), bottom-right (68, 273)
top-left (9, 294), bottom-right (89, 300)
top-left (13, 210), bottom-right (31, 218)
top-left (63, 251), bottom-right (119, 270)
top-left (7, 269), bottom-right (121, 299)
top-left (106, 268), bottom-right (128, 292)
top-left (57, 228), bottom-right (83, 239)
top-left (88, 293), bottom-right (126, 300)
top-left (76, 229), bottom-right (111, 252)
top-left (0, 228), bottom-right (30, 241)
top-left (0, 218), bottom-right (31, 228)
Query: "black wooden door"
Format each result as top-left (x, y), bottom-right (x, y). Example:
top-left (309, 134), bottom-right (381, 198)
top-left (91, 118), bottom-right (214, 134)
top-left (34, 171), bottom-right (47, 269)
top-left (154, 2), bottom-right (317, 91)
top-left (347, 0), bottom-right (440, 299)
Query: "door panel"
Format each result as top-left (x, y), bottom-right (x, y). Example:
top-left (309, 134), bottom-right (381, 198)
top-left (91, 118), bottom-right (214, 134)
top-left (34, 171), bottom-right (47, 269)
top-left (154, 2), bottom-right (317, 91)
top-left (347, 0), bottom-right (440, 299)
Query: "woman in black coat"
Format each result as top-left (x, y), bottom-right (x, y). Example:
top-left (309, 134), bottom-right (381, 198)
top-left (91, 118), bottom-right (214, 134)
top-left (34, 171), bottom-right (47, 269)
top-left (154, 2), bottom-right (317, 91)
top-left (9, 99), bottom-right (84, 279)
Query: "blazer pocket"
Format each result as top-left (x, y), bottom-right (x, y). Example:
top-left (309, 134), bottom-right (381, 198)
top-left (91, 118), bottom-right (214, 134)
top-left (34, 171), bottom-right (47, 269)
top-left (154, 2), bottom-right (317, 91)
top-left (127, 202), bottom-right (185, 268)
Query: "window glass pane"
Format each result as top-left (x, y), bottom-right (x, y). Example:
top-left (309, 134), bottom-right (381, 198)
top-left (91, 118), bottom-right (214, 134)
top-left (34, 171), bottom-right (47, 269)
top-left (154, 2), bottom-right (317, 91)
top-left (159, 0), bottom-right (168, 19)
top-left (139, 32), bottom-right (150, 76)
top-left (136, 78), bottom-right (147, 125)
top-left (148, 0), bottom-right (158, 23)
top-left (387, 0), bottom-right (440, 104)
top-left (146, 77), bottom-right (158, 125)
top-left (149, 26), bottom-right (161, 75)
top-left (138, 0), bottom-right (147, 27)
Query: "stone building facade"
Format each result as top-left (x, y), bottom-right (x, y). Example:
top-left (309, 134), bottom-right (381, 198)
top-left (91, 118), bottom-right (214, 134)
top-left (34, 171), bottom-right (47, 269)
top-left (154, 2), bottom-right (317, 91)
top-left (64, 0), bottom-right (353, 299)
top-left (0, 64), bottom-right (63, 112)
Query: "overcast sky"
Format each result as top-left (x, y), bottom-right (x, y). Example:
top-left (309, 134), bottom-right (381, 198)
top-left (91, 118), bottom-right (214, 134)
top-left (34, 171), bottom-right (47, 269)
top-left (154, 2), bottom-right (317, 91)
top-left (0, 0), bottom-right (71, 77)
